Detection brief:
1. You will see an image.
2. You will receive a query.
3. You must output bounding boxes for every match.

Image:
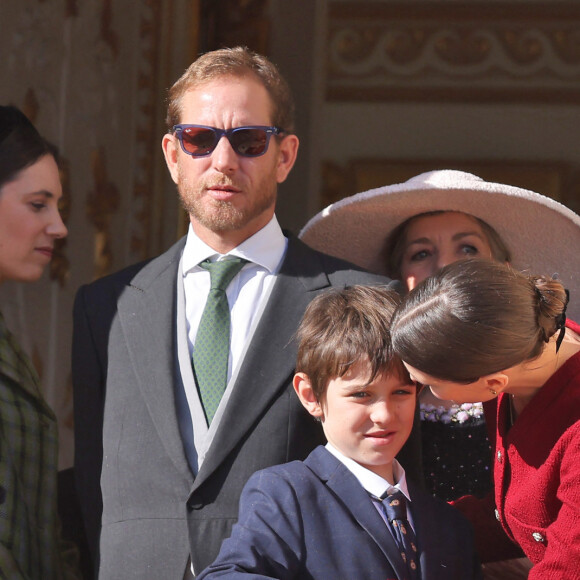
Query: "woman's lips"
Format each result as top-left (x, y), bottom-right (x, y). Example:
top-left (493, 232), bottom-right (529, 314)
top-left (35, 246), bottom-right (54, 258)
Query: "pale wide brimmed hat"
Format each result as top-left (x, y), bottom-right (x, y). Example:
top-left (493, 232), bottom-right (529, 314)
top-left (299, 169), bottom-right (580, 321)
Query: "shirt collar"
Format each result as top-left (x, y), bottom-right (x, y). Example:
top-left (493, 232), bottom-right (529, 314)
top-left (182, 216), bottom-right (287, 275)
top-left (325, 443), bottom-right (411, 502)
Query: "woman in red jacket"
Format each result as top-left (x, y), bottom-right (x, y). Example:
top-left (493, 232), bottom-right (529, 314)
top-left (391, 258), bottom-right (580, 580)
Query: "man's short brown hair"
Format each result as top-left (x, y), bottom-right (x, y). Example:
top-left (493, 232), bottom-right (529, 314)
top-left (295, 285), bottom-right (409, 403)
top-left (166, 46), bottom-right (295, 133)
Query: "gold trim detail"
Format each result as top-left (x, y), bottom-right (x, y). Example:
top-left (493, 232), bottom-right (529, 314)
top-left (131, 0), bottom-right (163, 259)
top-left (327, 2), bottom-right (580, 102)
top-left (322, 159), bottom-right (569, 209)
top-left (202, 0), bottom-right (270, 55)
top-left (87, 148), bottom-right (120, 280)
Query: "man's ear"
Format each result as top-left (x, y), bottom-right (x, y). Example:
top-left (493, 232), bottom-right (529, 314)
top-left (162, 133), bottom-right (180, 184)
top-left (275, 134), bottom-right (299, 184)
top-left (293, 372), bottom-right (323, 418)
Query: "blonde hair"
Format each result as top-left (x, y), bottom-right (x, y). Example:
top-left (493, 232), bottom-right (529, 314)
top-left (166, 46), bottom-right (295, 132)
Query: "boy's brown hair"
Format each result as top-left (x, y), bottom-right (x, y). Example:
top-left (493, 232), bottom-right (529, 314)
top-left (295, 285), bottom-right (409, 402)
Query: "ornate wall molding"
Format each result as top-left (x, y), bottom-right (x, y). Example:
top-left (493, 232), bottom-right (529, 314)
top-left (327, 2), bottom-right (580, 102)
top-left (130, 0), bottom-right (163, 260)
top-left (201, 0), bottom-right (270, 54)
top-left (87, 148), bottom-right (120, 280)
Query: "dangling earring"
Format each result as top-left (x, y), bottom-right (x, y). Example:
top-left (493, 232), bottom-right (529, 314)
top-left (489, 389), bottom-right (497, 396)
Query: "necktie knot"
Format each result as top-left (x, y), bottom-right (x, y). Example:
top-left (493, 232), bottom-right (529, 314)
top-left (200, 258), bottom-right (247, 292)
top-left (382, 490), bottom-right (408, 522)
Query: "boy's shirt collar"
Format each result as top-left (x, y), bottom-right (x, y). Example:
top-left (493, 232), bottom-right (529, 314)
top-left (325, 443), bottom-right (411, 502)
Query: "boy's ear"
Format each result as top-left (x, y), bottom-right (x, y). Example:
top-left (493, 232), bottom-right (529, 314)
top-left (293, 372), bottom-right (323, 418)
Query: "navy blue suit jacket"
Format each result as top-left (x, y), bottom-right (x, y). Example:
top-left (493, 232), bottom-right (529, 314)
top-left (197, 446), bottom-right (481, 580)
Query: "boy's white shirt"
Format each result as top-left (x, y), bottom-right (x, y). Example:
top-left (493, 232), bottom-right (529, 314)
top-left (325, 442), bottom-right (411, 500)
top-left (325, 442), bottom-right (416, 531)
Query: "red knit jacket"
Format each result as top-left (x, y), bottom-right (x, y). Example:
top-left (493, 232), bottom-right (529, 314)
top-left (453, 320), bottom-right (580, 579)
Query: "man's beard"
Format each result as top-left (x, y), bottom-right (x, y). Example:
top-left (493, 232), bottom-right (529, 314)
top-left (177, 170), bottom-right (278, 234)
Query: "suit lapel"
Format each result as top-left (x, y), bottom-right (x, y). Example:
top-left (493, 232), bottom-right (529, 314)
top-left (307, 447), bottom-right (410, 579)
top-left (194, 237), bottom-right (333, 485)
top-left (117, 238), bottom-right (192, 479)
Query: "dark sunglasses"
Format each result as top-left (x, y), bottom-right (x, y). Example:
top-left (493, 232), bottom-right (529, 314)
top-left (172, 124), bottom-right (285, 158)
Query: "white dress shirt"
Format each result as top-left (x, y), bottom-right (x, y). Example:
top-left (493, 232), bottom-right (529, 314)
top-left (182, 216), bottom-right (288, 381)
top-left (325, 442), bottom-right (415, 532)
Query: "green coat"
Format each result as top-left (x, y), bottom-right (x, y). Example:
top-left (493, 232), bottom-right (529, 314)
top-left (0, 312), bottom-right (77, 579)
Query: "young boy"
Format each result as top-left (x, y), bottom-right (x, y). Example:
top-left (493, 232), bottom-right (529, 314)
top-left (197, 286), bottom-right (482, 579)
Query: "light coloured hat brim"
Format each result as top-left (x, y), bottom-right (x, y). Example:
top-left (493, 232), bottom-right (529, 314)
top-left (299, 170), bottom-right (580, 321)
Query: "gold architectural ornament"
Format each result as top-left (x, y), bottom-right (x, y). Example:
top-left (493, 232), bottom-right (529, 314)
top-left (203, 0), bottom-right (270, 55)
top-left (87, 147), bottom-right (120, 280)
top-left (100, 0), bottom-right (120, 58)
top-left (131, 0), bottom-right (163, 260)
top-left (321, 159), bottom-right (568, 210)
top-left (21, 88), bottom-right (40, 124)
top-left (327, 2), bottom-right (580, 102)
top-left (64, 0), bottom-right (79, 18)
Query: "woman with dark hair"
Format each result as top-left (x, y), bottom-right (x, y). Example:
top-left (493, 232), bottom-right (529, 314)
top-left (0, 105), bottom-right (78, 578)
top-left (390, 258), bottom-right (580, 579)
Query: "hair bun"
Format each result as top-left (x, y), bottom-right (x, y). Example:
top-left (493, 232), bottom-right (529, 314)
top-left (532, 277), bottom-right (569, 347)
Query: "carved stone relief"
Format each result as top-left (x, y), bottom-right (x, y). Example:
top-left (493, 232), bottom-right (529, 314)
top-left (327, 2), bottom-right (580, 102)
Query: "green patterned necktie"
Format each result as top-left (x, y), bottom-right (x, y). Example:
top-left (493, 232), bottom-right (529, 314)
top-left (193, 258), bottom-right (247, 424)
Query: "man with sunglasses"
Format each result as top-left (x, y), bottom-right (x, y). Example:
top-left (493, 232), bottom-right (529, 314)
top-left (72, 47), bottom-right (419, 579)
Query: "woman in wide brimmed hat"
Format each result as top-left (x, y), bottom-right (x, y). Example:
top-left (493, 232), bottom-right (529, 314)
top-left (300, 170), bottom-right (580, 499)
top-left (300, 170), bottom-right (580, 320)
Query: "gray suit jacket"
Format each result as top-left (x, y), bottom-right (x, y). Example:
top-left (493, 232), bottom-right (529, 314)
top-left (73, 233), bottom-right (422, 579)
